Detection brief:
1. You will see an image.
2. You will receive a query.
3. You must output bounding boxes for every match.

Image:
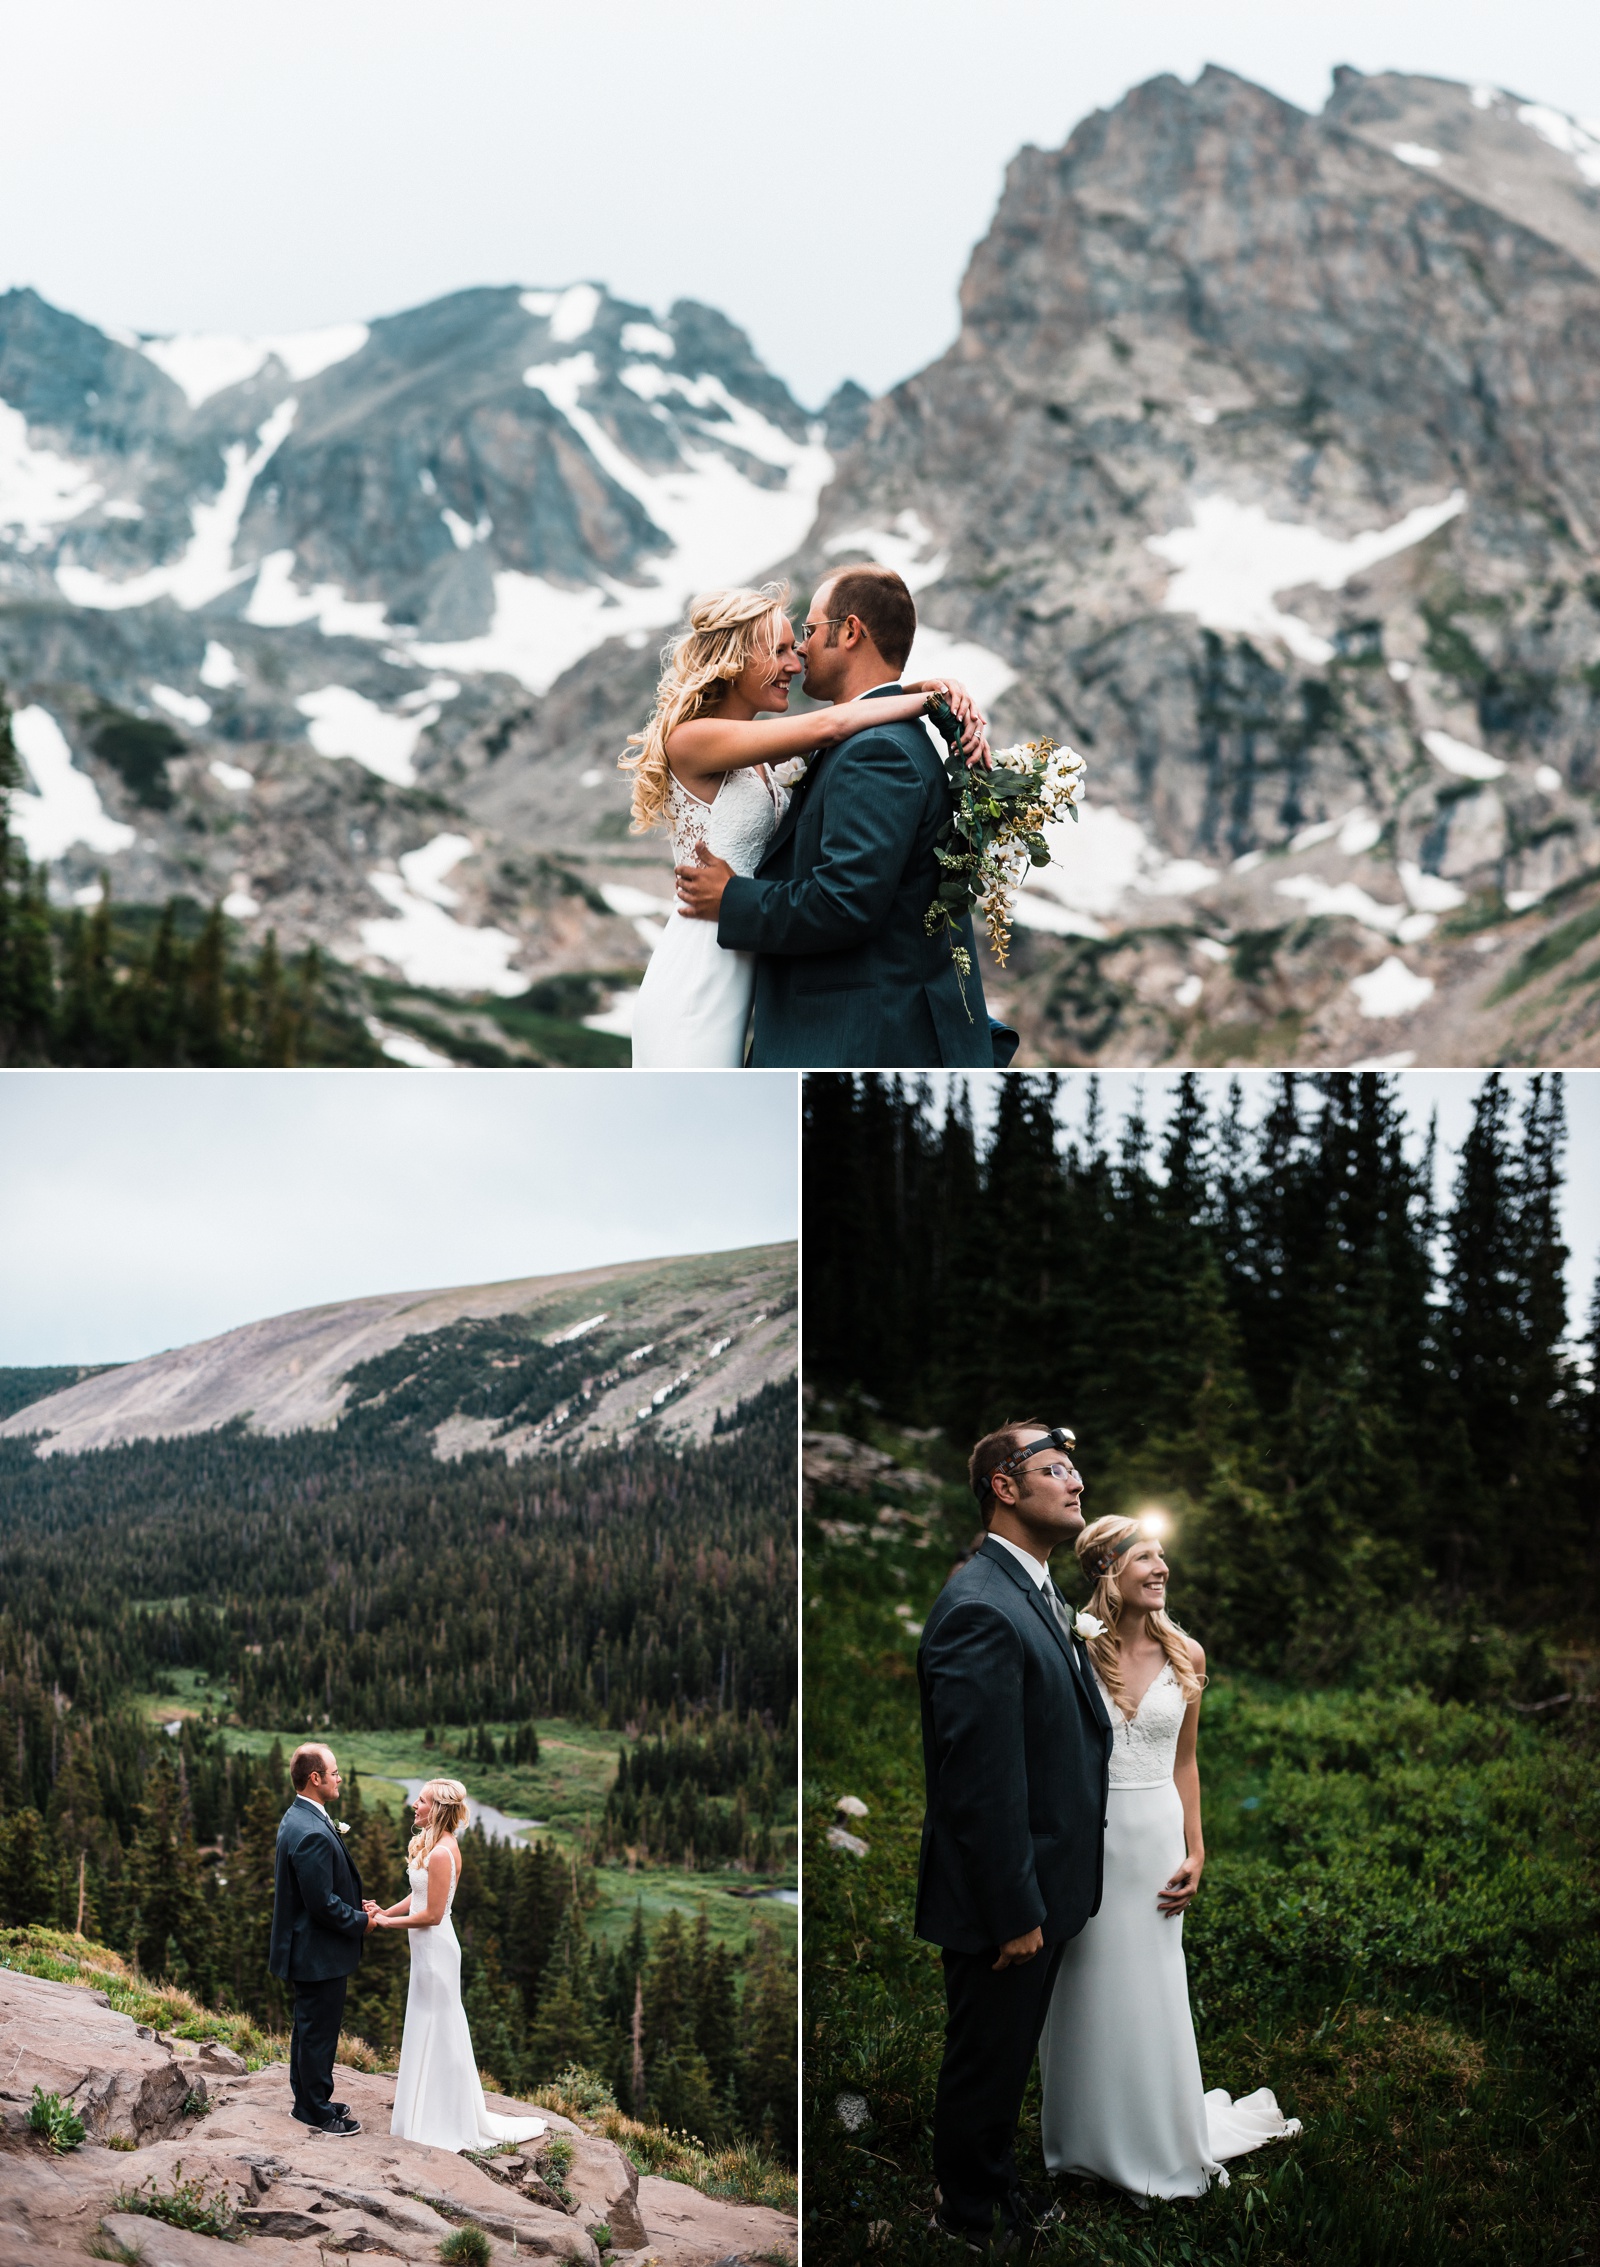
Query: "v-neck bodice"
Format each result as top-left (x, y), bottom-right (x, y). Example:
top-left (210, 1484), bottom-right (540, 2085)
top-left (1093, 1660), bottom-right (1186, 1788)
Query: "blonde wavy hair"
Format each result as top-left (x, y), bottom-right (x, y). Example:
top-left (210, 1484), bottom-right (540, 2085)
top-left (407, 1776), bottom-right (469, 1869)
top-left (1074, 1515), bottom-right (1207, 1718)
top-left (620, 582), bottom-right (791, 831)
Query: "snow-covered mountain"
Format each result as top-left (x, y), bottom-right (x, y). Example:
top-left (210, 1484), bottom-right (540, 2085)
top-left (8, 66), bottom-right (1600, 1064)
top-left (0, 282), bottom-right (841, 1027)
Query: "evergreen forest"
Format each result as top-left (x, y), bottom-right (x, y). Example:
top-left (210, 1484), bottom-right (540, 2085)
top-left (803, 1072), bottom-right (1598, 2266)
top-left (0, 1382), bottom-right (796, 2165)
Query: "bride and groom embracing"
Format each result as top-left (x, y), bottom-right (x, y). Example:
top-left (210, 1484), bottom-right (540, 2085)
top-left (624, 563), bottom-right (1020, 1071)
top-left (916, 1425), bottom-right (1299, 2249)
top-left (270, 1747), bottom-right (544, 2152)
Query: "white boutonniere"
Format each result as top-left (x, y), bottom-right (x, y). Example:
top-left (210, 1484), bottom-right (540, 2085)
top-left (336, 1821), bottom-right (351, 1836)
top-left (1075, 1611), bottom-right (1107, 1640)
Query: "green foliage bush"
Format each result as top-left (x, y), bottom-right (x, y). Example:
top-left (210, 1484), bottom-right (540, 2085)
top-left (438, 2228), bottom-right (492, 2267)
top-left (111, 2163), bottom-right (239, 2239)
top-left (27, 2083), bottom-right (85, 2151)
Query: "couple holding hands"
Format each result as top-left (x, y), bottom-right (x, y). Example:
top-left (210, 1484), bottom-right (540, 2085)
top-left (270, 1745), bottom-right (544, 2153)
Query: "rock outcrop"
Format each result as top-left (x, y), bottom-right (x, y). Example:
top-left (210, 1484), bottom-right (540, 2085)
top-left (0, 1971), bottom-right (794, 2267)
top-left (788, 64), bottom-right (1600, 1063)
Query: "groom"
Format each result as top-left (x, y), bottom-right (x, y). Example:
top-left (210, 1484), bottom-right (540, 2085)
top-left (915, 1423), bottom-right (1112, 2249)
top-left (268, 1743), bottom-right (378, 2135)
top-left (673, 563), bottom-right (1019, 1068)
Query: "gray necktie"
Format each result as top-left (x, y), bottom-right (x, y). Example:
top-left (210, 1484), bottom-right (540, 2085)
top-left (1047, 1584), bottom-right (1079, 1650)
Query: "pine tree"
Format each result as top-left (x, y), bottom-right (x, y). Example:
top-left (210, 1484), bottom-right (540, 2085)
top-left (0, 698), bottom-right (55, 1063)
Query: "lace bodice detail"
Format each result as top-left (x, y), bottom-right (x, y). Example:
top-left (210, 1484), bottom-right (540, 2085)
top-left (1095, 1661), bottom-right (1187, 1788)
top-left (666, 767), bottom-right (784, 878)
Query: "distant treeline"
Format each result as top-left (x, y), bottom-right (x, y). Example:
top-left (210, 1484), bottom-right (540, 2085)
top-left (0, 1384), bottom-right (797, 1731)
top-left (804, 1072), bottom-right (1598, 1664)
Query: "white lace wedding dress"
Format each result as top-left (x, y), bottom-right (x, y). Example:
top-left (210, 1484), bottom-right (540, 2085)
top-left (389, 1852), bottom-right (547, 2153)
top-left (1038, 1661), bottom-right (1300, 2197)
top-left (630, 767), bottom-right (785, 1068)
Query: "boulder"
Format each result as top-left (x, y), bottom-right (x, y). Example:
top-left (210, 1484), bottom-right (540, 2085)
top-left (0, 1973), bottom-right (793, 2267)
top-left (0, 1969), bottom-right (193, 2144)
top-left (198, 2042), bottom-right (248, 2077)
top-left (634, 2177), bottom-right (797, 2267)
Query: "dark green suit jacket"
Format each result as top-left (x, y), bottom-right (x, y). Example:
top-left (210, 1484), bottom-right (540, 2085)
top-left (716, 686), bottom-right (1020, 1069)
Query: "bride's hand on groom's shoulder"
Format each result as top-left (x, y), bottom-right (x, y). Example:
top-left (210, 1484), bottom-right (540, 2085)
top-left (914, 677), bottom-right (992, 769)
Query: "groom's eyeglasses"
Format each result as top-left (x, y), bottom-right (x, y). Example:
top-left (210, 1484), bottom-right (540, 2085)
top-left (798, 616), bottom-right (844, 644)
top-left (982, 1426), bottom-right (1077, 1495)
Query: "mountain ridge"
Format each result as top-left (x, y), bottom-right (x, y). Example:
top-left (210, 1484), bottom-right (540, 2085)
top-left (0, 1241), bottom-right (796, 1459)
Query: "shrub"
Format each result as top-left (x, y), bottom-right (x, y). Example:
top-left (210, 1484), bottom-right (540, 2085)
top-left (438, 2228), bottom-right (491, 2267)
top-left (27, 2084), bottom-right (85, 2152)
top-left (110, 2163), bottom-right (239, 2240)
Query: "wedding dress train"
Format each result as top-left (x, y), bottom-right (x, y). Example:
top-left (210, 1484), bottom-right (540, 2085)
top-left (1038, 1662), bottom-right (1300, 2198)
top-left (390, 1854), bottom-right (547, 2153)
top-left (629, 767), bottom-right (784, 1068)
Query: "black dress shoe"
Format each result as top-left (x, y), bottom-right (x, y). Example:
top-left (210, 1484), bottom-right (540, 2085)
top-left (931, 2212), bottom-right (1020, 2257)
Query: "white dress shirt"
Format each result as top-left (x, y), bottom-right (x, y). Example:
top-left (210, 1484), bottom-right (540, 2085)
top-left (990, 1531), bottom-right (1053, 1590)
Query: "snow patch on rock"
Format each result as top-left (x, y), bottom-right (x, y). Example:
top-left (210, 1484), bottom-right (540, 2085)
top-left (1147, 490), bottom-right (1465, 663)
top-left (296, 686), bottom-right (439, 784)
top-left (139, 323), bottom-right (368, 407)
top-left (1350, 955), bottom-right (1435, 1017)
top-left (0, 400), bottom-right (102, 546)
top-left (8, 704), bottom-right (136, 861)
top-left (57, 398), bottom-right (297, 612)
top-left (354, 834), bottom-right (525, 994)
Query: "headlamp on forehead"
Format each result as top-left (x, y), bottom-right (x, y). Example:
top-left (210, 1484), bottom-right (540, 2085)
top-left (978, 1426), bottom-right (1076, 1501)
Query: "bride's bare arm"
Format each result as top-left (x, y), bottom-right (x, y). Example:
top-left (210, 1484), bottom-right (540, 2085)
top-left (1159, 1640), bottom-right (1207, 1917)
top-left (666, 689), bottom-right (935, 783)
top-left (379, 1841), bottom-right (455, 1929)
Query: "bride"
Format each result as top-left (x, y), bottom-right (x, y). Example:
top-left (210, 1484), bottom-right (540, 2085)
top-left (377, 1778), bottom-right (547, 2153)
top-left (621, 581), bottom-right (987, 1069)
top-left (1038, 1517), bottom-right (1300, 2198)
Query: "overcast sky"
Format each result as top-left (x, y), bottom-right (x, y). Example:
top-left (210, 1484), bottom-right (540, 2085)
top-left (936, 1071), bottom-right (1600, 1336)
top-left (7, 2), bottom-right (1599, 405)
top-left (0, 1071), bottom-right (797, 1365)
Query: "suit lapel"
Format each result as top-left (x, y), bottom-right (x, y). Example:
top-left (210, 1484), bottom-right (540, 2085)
top-left (978, 1537), bottom-right (1086, 1685)
top-left (758, 683), bottom-right (908, 872)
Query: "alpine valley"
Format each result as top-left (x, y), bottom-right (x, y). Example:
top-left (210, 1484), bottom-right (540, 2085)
top-left (8, 65), bottom-right (1600, 1064)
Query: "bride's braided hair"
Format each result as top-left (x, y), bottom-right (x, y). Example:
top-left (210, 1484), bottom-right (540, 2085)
top-left (1075, 1515), bottom-right (1206, 1717)
top-left (620, 582), bottom-right (791, 832)
top-left (407, 1776), bottom-right (469, 1869)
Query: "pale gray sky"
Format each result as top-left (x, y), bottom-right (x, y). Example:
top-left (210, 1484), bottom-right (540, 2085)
top-left (937, 1071), bottom-right (1600, 1339)
top-left (0, 1070), bottom-right (797, 1364)
top-left (6, 1), bottom-right (1599, 405)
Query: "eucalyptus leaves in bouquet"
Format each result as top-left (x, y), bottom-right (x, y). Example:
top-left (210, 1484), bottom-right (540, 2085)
top-left (923, 695), bottom-right (1087, 1013)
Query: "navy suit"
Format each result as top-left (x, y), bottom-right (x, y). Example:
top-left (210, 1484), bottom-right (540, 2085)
top-left (270, 1797), bottom-right (368, 2123)
top-left (716, 685), bottom-right (1019, 1069)
top-left (916, 1537), bottom-right (1112, 2233)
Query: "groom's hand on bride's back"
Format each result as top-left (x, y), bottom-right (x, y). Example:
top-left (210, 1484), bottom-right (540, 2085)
top-left (992, 1925), bottom-right (1044, 1971)
top-left (675, 841), bottom-right (735, 921)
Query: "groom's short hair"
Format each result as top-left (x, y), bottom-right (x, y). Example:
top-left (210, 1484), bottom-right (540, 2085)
top-left (818, 565), bottom-right (916, 672)
top-left (969, 1419), bottom-right (1051, 1526)
top-left (290, 1742), bottom-right (332, 1791)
